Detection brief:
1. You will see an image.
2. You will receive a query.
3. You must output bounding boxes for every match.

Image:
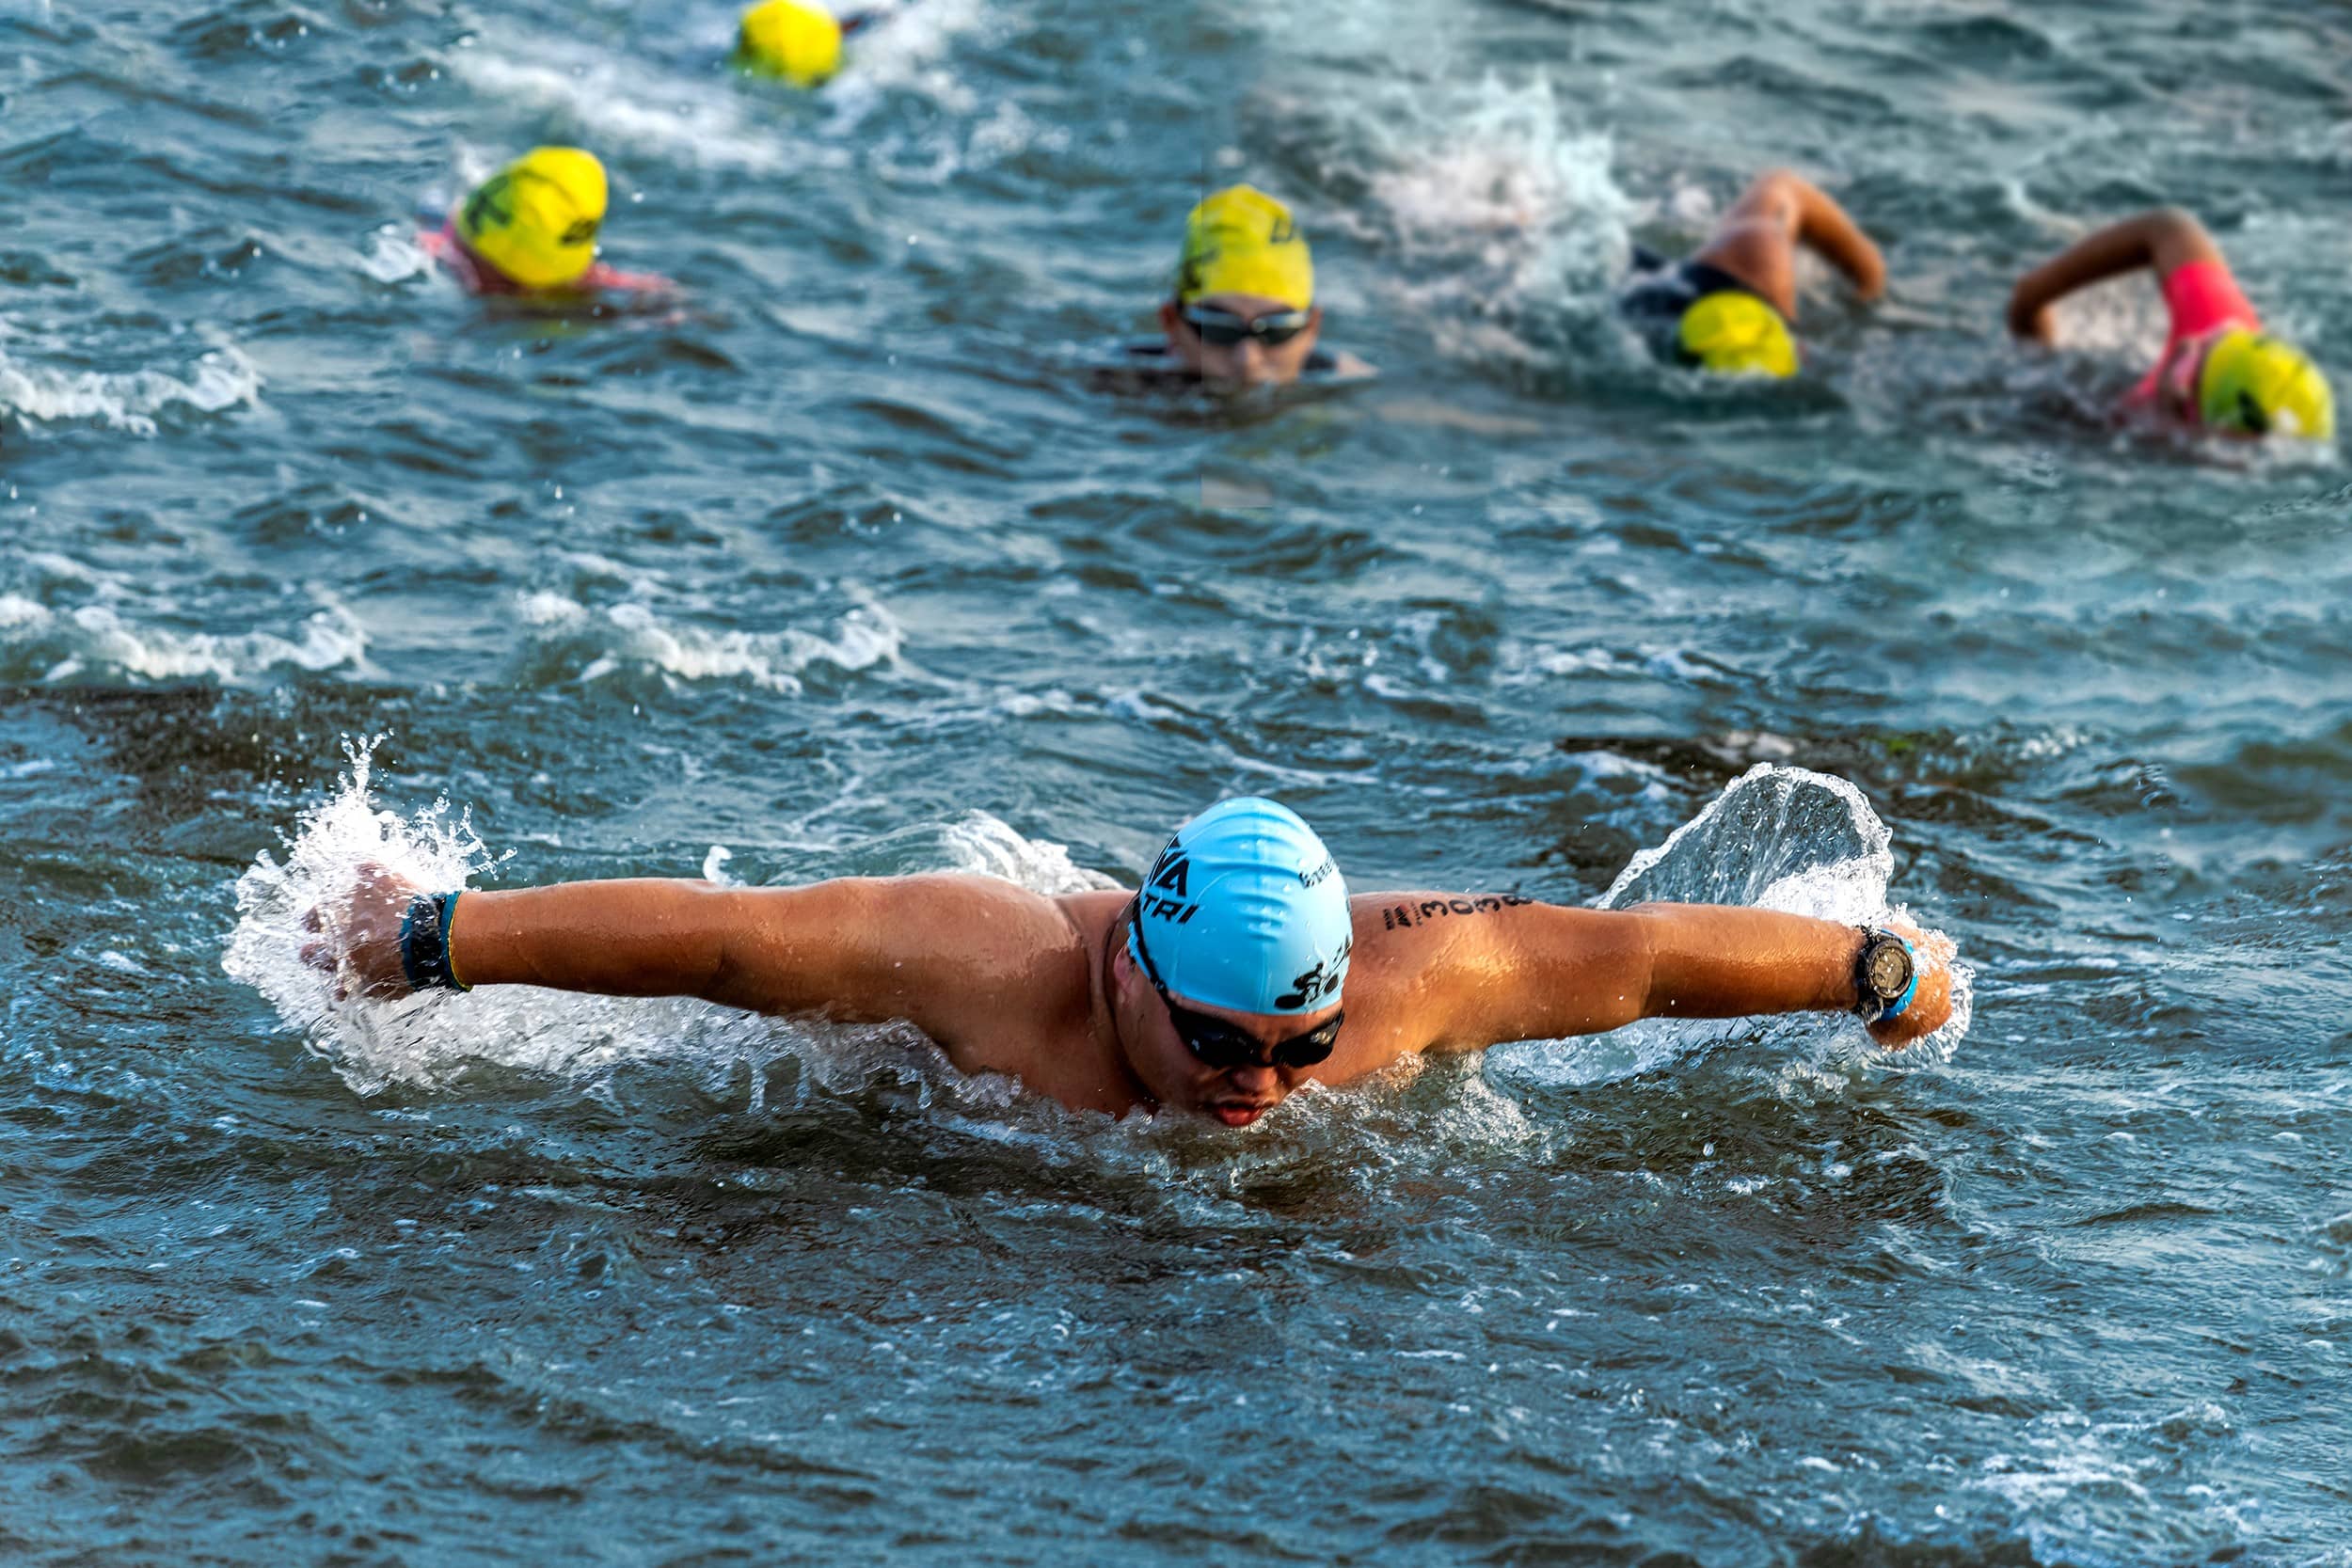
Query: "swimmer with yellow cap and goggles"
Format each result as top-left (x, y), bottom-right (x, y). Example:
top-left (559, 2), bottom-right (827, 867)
top-left (2009, 208), bottom-right (2334, 443)
top-left (1136, 185), bottom-right (1374, 388)
top-left (420, 147), bottom-right (675, 299)
top-left (1619, 169), bottom-right (1885, 379)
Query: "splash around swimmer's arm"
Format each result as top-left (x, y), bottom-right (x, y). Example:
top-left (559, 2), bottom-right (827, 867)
top-left (1372, 896), bottom-right (1955, 1053)
top-left (302, 863), bottom-right (1073, 1048)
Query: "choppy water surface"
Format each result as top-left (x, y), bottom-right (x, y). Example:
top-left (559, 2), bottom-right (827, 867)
top-left (6, 0), bottom-right (2351, 1561)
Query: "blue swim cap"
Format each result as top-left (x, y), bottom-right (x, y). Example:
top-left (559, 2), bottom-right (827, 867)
top-left (1129, 797), bottom-right (1352, 1016)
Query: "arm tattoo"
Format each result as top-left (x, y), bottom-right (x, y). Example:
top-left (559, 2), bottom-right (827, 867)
top-left (1382, 893), bottom-right (1533, 930)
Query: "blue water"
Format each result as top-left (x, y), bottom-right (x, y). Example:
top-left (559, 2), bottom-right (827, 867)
top-left (5, 0), bottom-right (2351, 1562)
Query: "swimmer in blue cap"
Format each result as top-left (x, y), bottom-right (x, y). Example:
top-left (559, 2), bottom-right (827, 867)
top-left (307, 797), bottom-right (1955, 1126)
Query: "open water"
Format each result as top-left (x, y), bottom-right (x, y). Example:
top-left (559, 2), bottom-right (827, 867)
top-left (4, 0), bottom-right (2351, 1561)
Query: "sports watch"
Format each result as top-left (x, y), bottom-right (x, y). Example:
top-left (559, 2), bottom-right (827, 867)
top-left (1851, 927), bottom-right (1917, 1024)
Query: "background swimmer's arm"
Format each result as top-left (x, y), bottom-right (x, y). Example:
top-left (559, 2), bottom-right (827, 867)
top-left (1416, 900), bottom-right (1952, 1052)
top-left (2007, 208), bottom-right (2224, 343)
top-left (580, 261), bottom-right (680, 295)
top-left (1695, 169), bottom-right (1885, 318)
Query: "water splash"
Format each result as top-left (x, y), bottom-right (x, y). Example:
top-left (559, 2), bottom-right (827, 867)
top-left (1489, 764), bottom-right (1972, 1089)
top-left (1277, 71), bottom-right (1634, 372)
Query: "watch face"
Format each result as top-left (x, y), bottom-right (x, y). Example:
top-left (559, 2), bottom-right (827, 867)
top-left (1863, 941), bottom-right (1914, 999)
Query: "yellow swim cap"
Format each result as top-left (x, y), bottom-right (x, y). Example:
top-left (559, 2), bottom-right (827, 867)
top-left (737, 0), bottom-right (844, 87)
top-left (1175, 185), bottom-right (1313, 310)
top-left (455, 147), bottom-right (608, 291)
top-left (2197, 328), bottom-right (2335, 440)
top-left (1677, 292), bottom-right (1798, 379)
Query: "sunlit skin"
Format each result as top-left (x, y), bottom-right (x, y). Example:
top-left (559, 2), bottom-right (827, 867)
top-left (306, 865), bottom-right (1956, 1124)
top-left (1687, 168), bottom-right (1886, 320)
top-left (1157, 290), bottom-right (1326, 387)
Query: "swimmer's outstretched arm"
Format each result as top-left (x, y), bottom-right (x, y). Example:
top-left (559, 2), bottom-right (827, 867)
top-left (1695, 169), bottom-right (1886, 318)
top-left (1408, 899), bottom-right (1953, 1053)
top-left (305, 866), bottom-right (1075, 1047)
top-left (2007, 208), bottom-right (2223, 343)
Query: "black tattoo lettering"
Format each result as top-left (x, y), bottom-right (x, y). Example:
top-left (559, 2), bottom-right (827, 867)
top-left (1383, 893), bottom-right (1534, 930)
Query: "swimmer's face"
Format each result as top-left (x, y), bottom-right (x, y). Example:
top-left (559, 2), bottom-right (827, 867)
top-left (1112, 939), bottom-right (1342, 1128)
top-left (1160, 292), bottom-right (1324, 387)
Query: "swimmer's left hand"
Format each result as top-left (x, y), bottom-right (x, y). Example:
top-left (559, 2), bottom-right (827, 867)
top-left (1867, 921), bottom-right (1956, 1049)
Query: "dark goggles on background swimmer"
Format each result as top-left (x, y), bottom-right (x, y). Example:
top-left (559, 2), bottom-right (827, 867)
top-left (1181, 304), bottom-right (1312, 349)
top-left (1127, 899), bottom-right (1343, 1070)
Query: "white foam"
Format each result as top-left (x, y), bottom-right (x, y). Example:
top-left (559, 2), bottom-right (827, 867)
top-left (0, 595), bottom-right (367, 686)
top-left (450, 51), bottom-right (817, 178)
top-left (840, 0), bottom-right (990, 86)
top-left (356, 225), bottom-right (432, 285)
top-left (936, 811), bottom-right (1120, 895)
top-left (527, 593), bottom-right (902, 693)
top-left (1317, 72), bottom-right (1633, 356)
top-left (0, 344), bottom-right (262, 436)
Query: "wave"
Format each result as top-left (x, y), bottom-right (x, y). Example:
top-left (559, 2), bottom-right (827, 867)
top-left (0, 595), bottom-right (366, 686)
top-left (514, 590), bottom-right (903, 692)
top-left (449, 48), bottom-right (818, 178)
top-left (0, 342), bottom-right (262, 435)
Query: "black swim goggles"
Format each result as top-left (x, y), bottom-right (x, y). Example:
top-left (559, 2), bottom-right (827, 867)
top-left (1127, 898), bottom-right (1343, 1071)
top-left (1180, 303), bottom-right (1312, 350)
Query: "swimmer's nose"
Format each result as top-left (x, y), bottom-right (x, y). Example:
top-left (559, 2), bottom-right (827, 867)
top-left (1223, 1063), bottom-right (1281, 1098)
top-left (1232, 339), bottom-right (1267, 381)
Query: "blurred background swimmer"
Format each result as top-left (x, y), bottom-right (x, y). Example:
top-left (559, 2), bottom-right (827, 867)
top-left (2008, 207), bottom-right (2334, 443)
top-left (1119, 185), bottom-right (1375, 388)
top-left (1619, 169), bottom-right (1884, 378)
top-left (733, 0), bottom-right (901, 87)
top-left (419, 148), bottom-right (677, 299)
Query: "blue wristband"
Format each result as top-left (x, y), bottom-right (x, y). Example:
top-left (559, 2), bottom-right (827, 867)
top-left (398, 891), bottom-right (469, 993)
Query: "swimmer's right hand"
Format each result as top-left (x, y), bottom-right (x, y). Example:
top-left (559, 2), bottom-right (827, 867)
top-left (2005, 286), bottom-right (2057, 345)
top-left (300, 862), bottom-right (428, 1001)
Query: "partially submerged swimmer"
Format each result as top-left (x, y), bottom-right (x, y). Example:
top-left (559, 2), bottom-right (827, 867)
top-left (1620, 169), bottom-right (1885, 378)
top-left (2007, 207), bottom-right (2334, 442)
top-left (733, 0), bottom-right (901, 87)
top-left (420, 147), bottom-right (676, 299)
top-left (304, 796), bottom-right (1957, 1127)
top-left (1120, 185), bottom-right (1375, 388)
top-left (735, 0), bottom-right (844, 87)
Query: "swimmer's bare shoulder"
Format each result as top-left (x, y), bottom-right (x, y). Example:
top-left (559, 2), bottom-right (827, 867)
top-left (1331, 891), bottom-right (1650, 1074)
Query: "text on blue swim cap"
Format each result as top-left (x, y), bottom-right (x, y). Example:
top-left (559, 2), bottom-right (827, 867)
top-left (1141, 841), bottom-right (1199, 924)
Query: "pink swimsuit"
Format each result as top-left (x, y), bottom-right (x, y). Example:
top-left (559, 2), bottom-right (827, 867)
top-left (2126, 259), bottom-right (2262, 413)
top-left (418, 221), bottom-right (675, 298)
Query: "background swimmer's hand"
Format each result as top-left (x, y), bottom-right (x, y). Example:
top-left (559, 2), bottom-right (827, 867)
top-left (2006, 284), bottom-right (2058, 344)
top-left (300, 862), bottom-right (427, 1001)
top-left (1867, 920), bottom-right (1955, 1049)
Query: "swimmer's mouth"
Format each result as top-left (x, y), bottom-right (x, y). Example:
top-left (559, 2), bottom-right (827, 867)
top-left (1209, 1101), bottom-right (1275, 1128)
